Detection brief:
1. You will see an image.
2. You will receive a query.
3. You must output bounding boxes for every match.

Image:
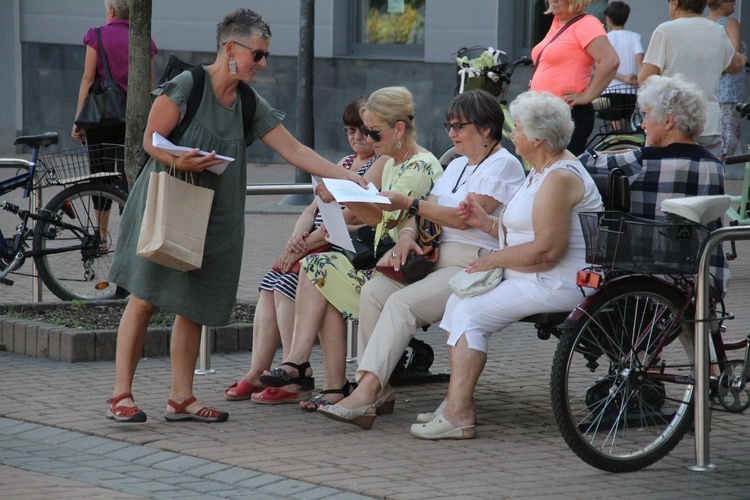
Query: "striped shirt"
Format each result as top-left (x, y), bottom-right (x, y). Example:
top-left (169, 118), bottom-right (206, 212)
top-left (580, 143), bottom-right (729, 294)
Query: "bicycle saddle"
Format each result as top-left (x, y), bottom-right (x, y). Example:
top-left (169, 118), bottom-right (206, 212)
top-left (661, 195), bottom-right (730, 225)
top-left (13, 132), bottom-right (59, 148)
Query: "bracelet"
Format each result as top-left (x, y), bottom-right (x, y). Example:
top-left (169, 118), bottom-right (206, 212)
top-left (399, 227), bottom-right (417, 239)
top-left (489, 217), bottom-right (497, 233)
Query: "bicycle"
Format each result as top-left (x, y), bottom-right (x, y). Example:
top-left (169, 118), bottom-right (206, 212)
top-left (586, 83), bottom-right (645, 152)
top-left (0, 132), bottom-right (128, 301)
top-left (547, 196), bottom-right (749, 473)
top-left (438, 47), bottom-right (645, 168)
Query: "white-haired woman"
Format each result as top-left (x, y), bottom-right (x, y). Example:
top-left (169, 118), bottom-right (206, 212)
top-left (581, 74), bottom-right (728, 295)
top-left (410, 91), bottom-right (604, 440)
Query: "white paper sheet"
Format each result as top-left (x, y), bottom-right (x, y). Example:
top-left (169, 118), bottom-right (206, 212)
top-left (152, 132), bottom-right (233, 175)
top-left (321, 178), bottom-right (391, 204)
top-left (312, 176), bottom-right (355, 252)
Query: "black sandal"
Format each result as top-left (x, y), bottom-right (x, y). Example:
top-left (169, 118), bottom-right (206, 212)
top-left (301, 380), bottom-right (357, 412)
top-left (259, 361), bottom-right (315, 389)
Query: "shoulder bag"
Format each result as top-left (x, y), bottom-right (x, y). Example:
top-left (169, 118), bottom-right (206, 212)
top-left (529, 14), bottom-right (587, 87)
top-left (75, 28), bottom-right (127, 129)
top-left (376, 215), bottom-right (441, 284)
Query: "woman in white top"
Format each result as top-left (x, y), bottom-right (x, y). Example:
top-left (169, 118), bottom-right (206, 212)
top-left (317, 89), bottom-right (525, 428)
top-left (412, 91), bottom-right (604, 440)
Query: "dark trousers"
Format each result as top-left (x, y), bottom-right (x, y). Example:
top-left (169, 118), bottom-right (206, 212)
top-left (568, 103), bottom-right (595, 156)
top-left (84, 125), bottom-right (127, 209)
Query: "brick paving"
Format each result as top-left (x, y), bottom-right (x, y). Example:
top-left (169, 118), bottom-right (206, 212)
top-left (0, 163), bottom-right (749, 499)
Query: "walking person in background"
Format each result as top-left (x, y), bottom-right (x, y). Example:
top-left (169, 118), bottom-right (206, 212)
top-left (639, 0), bottom-right (746, 158)
top-left (707, 0), bottom-right (746, 160)
top-left (530, 0), bottom-right (619, 156)
top-left (72, 0), bottom-right (158, 177)
top-left (105, 8), bottom-right (365, 424)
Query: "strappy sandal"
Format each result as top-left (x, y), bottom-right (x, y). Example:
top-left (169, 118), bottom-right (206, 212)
top-left (301, 380), bottom-right (357, 412)
top-left (106, 392), bottom-right (147, 423)
top-left (259, 361), bottom-right (315, 389)
top-left (163, 396), bottom-right (228, 423)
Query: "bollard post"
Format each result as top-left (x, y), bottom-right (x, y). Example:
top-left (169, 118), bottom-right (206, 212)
top-left (346, 320), bottom-right (357, 363)
top-left (194, 325), bottom-right (216, 375)
top-left (31, 188), bottom-right (42, 302)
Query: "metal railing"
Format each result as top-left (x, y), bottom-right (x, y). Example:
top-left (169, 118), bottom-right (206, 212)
top-left (0, 158), bottom-right (42, 302)
top-left (196, 182), bottom-right (314, 375)
top-left (691, 225), bottom-right (750, 471)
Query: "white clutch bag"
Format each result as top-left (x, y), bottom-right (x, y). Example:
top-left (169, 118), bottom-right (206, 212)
top-left (448, 211), bottom-right (505, 299)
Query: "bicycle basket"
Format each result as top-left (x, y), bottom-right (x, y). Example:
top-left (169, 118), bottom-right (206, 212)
top-left (579, 211), bottom-right (709, 275)
top-left (37, 143), bottom-right (124, 187)
top-left (594, 84), bottom-right (640, 133)
top-left (453, 46), bottom-right (508, 96)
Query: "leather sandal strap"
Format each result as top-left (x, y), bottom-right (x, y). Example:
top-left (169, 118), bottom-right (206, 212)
top-left (195, 406), bottom-right (223, 419)
top-left (280, 361), bottom-right (311, 378)
top-left (167, 396), bottom-right (197, 414)
top-left (107, 392), bottom-right (134, 405)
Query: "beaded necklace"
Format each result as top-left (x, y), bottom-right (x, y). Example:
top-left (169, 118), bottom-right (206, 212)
top-left (451, 141), bottom-right (500, 194)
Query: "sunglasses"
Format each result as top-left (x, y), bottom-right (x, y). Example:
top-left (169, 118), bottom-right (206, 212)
top-left (359, 126), bottom-right (383, 142)
top-left (226, 40), bottom-right (270, 63)
top-left (443, 121), bottom-right (474, 133)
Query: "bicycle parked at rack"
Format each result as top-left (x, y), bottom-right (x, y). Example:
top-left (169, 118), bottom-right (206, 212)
top-left (0, 132), bottom-right (128, 301)
top-left (438, 47), bottom-right (645, 168)
top-left (546, 196), bottom-right (749, 473)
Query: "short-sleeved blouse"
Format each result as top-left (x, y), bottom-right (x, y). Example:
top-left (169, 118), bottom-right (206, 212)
top-left (109, 68), bottom-right (284, 326)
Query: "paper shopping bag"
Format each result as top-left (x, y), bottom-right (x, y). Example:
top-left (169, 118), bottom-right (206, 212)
top-left (136, 170), bottom-right (214, 271)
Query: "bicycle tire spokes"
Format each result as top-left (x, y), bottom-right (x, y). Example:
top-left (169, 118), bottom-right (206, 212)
top-left (552, 281), bottom-right (695, 472)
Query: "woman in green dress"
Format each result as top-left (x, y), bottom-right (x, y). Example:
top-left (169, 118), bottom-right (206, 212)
top-left (105, 8), bottom-right (364, 424)
top-left (256, 87), bottom-right (443, 410)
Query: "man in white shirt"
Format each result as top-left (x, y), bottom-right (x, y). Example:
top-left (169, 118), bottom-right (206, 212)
top-left (639, 0), bottom-right (746, 157)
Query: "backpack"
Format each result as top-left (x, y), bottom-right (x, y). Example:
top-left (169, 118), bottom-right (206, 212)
top-left (137, 53), bottom-right (257, 168)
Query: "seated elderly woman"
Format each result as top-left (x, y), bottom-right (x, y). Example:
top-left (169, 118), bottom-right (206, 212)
top-left (257, 86), bottom-right (443, 408)
top-left (316, 89), bottom-right (525, 428)
top-left (580, 74), bottom-right (729, 295)
top-left (406, 91), bottom-right (604, 440)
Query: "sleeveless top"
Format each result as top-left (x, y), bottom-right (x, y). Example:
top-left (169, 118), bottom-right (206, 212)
top-left (716, 17), bottom-right (745, 103)
top-left (503, 160), bottom-right (604, 284)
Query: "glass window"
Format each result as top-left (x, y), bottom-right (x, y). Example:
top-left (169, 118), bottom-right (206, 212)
top-left (350, 0), bottom-right (425, 59)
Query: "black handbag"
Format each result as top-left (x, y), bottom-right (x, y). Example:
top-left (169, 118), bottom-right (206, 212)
top-left (342, 225), bottom-right (396, 270)
top-left (375, 215), bottom-right (441, 283)
top-left (75, 28), bottom-right (126, 129)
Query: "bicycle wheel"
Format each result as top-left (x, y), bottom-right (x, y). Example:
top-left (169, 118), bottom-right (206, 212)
top-left (438, 146), bottom-right (461, 168)
top-left (593, 136), bottom-right (644, 153)
top-left (33, 182), bottom-right (129, 301)
top-left (550, 278), bottom-right (695, 472)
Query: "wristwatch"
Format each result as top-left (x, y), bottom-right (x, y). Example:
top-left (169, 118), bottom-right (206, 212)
top-left (408, 197), bottom-right (420, 217)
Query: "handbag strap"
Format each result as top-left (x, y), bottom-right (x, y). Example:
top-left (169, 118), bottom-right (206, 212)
top-left (95, 27), bottom-right (118, 87)
top-left (529, 14), bottom-right (587, 85)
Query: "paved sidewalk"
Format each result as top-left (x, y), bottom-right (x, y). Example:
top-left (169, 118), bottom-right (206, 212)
top-left (1, 163), bottom-right (750, 498)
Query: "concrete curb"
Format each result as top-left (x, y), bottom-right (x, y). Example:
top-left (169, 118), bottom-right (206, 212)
top-left (0, 300), bottom-right (254, 363)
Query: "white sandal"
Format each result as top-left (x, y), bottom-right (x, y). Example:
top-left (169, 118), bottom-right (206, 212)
top-left (410, 414), bottom-right (475, 440)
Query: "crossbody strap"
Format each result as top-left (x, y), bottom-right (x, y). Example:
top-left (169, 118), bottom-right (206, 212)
top-left (529, 14), bottom-right (587, 85)
top-left (95, 28), bottom-right (118, 88)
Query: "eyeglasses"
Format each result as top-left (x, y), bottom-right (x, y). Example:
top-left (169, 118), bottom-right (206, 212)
top-left (225, 40), bottom-right (270, 63)
top-left (343, 126), bottom-right (359, 135)
top-left (359, 126), bottom-right (382, 142)
top-left (443, 121), bottom-right (474, 133)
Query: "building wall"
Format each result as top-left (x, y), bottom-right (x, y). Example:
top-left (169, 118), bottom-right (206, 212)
top-left (4, 0), bottom-right (749, 159)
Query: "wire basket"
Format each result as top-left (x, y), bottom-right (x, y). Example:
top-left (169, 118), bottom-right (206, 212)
top-left (453, 46), bottom-right (509, 97)
top-left (579, 211), bottom-right (709, 275)
top-left (593, 84), bottom-right (641, 134)
top-left (37, 143), bottom-right (124, 187)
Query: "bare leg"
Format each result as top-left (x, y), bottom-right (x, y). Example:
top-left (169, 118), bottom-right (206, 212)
top-left (334, 371), bottom-right (390, 410)
top-left (239, 290), bottom-right (282, 385)
top-left (112, 295), bottom-right (156, 406)
top-left (299, 304), bottom-right (348, 410)
top-left (263, 272), bottom-right (329, 383)
top-left (166, 315), bottom-right (211, 414)
top-left (439, 334), bottom-right (486, 428)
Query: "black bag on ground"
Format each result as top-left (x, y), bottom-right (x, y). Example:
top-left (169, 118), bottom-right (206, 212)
top-left (75, 28), bottom-right (126, 129)
top-left (342, 225), bottom-right (396, 270)
top-left (136, 53), bottom-right (258, 169)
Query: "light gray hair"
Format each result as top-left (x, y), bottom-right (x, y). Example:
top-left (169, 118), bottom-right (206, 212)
top-left (509, 91), bottom-right (574, 153)
top-left (637, 74), bottom-right (706, 139)
top-left (105, 0), bottom-right (129, 19)
top-left (216, 8), bottom-right (272, 49)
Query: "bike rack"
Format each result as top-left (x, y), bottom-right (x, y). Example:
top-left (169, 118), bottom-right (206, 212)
top-left (692, 225), bottom-right (750, 471)
top-left (195, 183), bottom-right (314, 375)
top-left (0, 158), bottom-right (42, 303)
